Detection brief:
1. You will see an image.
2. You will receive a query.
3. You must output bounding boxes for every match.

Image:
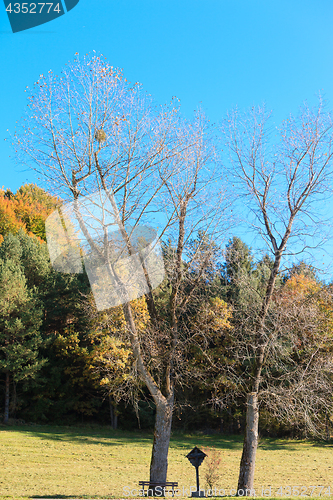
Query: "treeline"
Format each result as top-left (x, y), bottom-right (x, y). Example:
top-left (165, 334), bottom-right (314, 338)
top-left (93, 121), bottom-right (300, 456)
top-left (0, 184), bottom-right (332, 437)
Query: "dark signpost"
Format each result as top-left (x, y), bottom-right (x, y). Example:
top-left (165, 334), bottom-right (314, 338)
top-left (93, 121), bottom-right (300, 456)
top-left (186, 446), bottom-right (207, 497)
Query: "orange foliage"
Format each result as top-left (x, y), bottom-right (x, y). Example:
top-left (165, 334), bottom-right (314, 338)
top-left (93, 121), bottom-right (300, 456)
top-left (277, 274), bottom-right (333, 345)
top-left (279, 274), bottom-right (320, 304)
top-left (0, 184), bottom-right (61, 242)
top-left (0, 193), bottom-right (26, 237)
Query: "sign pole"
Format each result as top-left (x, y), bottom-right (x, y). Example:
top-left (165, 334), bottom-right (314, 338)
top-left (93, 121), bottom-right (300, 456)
top-left (186, 446), bottom-right (207, 498)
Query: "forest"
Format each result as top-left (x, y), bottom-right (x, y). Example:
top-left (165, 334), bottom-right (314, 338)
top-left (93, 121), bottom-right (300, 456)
top-left (0, 182), bottom-right (332, 440)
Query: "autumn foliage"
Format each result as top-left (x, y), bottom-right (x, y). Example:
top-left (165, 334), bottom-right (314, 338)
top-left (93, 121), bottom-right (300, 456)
top-left (0, 183), bottom-right (61, 244)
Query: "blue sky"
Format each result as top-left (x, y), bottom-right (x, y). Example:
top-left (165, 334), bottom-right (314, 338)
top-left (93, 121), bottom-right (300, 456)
top-left (1, 0), bottom-right (333, 274)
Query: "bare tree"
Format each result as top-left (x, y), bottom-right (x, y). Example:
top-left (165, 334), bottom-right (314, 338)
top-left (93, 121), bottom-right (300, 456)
top-left (259, 274), bottom-right (333, 437)
top-left (13, 53), bottom-right (231, 486)
top-left (220, 100), bottom-right (333, 494)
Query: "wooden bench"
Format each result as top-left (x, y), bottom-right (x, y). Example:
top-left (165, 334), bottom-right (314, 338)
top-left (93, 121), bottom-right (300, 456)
top-left (139, 481), bottom-right (179, 497)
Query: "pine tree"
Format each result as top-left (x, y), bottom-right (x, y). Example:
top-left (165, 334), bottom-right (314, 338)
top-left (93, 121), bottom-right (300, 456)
top-left (0, 233), bottom-right (45, 423)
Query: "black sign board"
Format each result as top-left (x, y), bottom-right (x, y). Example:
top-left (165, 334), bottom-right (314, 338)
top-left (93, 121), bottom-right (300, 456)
top-left (186, 446), bottom-right (207, 468)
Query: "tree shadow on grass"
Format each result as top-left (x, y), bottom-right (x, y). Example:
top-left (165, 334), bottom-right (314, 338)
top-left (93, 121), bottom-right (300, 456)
top-left (32, 496), bottom-right (80, 499)
top-left (170, 432), bottom-right (244, 450)
top-left (0, 423), bottom-right (153, 447)
top-left (257, 436), bottom-right (333, 451)
top-left (3, 424), bottom-right (328, 452)
top-left (32, 496), bottom-right (109, 499)
top-left (309, 439), bottom-right (333, 448)
top-left (32, 496), bottom-right (104, 499)
top-left (172, 433), bottom-right (318, 452)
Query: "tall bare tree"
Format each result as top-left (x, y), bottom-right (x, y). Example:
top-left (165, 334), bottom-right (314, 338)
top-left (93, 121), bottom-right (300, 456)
top-left (13, 53), bottom-right (230, 485)
top-left (220, 100), bottom-right (333, 494)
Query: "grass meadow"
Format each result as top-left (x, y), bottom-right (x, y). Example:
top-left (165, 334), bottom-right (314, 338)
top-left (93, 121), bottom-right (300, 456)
top-left (0, 425), bottom-right (333, 499)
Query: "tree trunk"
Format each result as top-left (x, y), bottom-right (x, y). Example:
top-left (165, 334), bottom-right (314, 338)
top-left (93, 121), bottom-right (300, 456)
top-left (12, 381), bottom-right (17, 419)
top-left (149, 394), bottom-right (174, 489)
top-left (4, 371), bottom-right (10, 424)
top-left (109, 395), bottom-right (118, 430)
top-left (325, 411), bottom-right (331, 441)
top-left (237, 392), bottom-right (259, 495)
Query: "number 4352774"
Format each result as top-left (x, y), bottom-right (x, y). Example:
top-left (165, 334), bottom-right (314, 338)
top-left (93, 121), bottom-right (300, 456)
top-left (6, 3), bottom-right (61, 14)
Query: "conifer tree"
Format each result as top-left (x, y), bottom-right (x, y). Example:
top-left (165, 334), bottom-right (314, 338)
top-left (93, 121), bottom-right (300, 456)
top-left (0, 233), bottom-right (45, 423)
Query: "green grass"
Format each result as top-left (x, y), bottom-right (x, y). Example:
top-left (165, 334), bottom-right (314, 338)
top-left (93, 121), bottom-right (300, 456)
top-left (0, 424), bottom-right (332, 499)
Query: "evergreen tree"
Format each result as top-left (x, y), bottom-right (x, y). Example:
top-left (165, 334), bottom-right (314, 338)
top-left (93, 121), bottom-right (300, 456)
top-left (222, 237), bottom-right (255, 307)
top-left (0, 233), bottom-right (45, 423)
